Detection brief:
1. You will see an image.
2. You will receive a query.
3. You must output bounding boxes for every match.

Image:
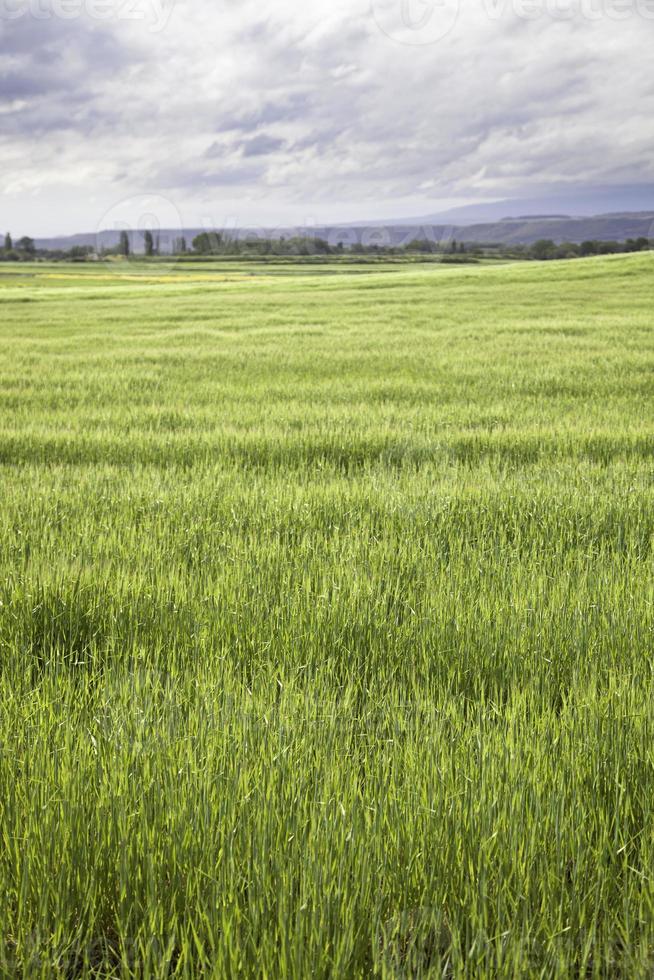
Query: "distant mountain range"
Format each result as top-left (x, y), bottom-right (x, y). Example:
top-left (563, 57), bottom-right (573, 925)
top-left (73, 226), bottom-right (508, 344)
top-left (31, 185), bottom-right (654, 253)
top-left (35, 209), bottom-right (654, 253)
top-left (411, 211), bottom-right (654, 246)
top-left (396, 184), bottom-right (654, 226)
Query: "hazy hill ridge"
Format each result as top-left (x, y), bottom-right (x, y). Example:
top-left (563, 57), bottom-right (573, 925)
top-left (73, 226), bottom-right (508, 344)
top-left (35, 211), bottom-right (654, 254)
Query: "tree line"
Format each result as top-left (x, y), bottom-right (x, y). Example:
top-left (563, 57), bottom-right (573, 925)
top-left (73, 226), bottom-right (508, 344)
top-left (1, 229), bottom-right (651, 263)
top-left (518, 237), bottom-right (651, 260)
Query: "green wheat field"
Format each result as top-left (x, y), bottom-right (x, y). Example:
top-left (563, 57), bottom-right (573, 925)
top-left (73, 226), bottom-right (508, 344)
top-left (0, 253), bottom-right (653, 977)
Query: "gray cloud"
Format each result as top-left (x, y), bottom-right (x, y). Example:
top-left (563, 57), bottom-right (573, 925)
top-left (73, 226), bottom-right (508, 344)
top-left (1, 0), bottom-right (653, 233)
top-left (240, 134), bottom-right (286, 157)
top-left (0, 13), bottom-right (140, 135)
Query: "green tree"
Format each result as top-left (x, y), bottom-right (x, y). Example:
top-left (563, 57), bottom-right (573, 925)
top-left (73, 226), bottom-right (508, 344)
top-left (555, 242), bottom-right (581, 260)
top-left (16, 236), bottom-right (36, 255)
top-left (411, 239), bottom-right (435, 254)
top-left (192, 232), bottom-right (223, 254)
top-left (67, 245), bottom-right (93, 260)
top-left (530, 239), bottom-right (556, 261)
top-left (119, 231), bottom-right (130, 257)
top-left (4, 232), bottom-right (12, 252)
top-left (143, 231), bottom-right (154, 257)
top-left (580, 240), bottom-right (598, 257)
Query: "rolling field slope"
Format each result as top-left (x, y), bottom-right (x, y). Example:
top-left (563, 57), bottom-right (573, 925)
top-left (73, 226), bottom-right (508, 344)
top-left (0, 254), bottom-right (653, 977)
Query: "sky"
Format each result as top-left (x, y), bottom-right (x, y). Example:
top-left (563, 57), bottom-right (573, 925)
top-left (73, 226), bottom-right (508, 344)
top-left (1, 0), bottom-right (654, 236)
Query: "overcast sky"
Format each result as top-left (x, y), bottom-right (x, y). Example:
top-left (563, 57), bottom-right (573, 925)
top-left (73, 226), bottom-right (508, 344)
top-left (1, 0), bottom-right (653, 235)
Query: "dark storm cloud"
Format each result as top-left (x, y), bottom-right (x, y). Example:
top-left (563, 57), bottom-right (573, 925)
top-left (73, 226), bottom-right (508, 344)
top-left (0, 13), bottom-right (140, 133)
top-left (204, 133), bottom-right (285, 160)
top-left (240, 133), bottom-right (285, 157)
top-left (0, 11), bottom-right (136, 69)
top-left (0, 71), bottom-right (49, 97)
top-left (215, 94), bottom-right (313, 134)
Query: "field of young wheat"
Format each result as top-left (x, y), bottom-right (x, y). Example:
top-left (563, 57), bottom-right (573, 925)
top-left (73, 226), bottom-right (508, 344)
top-left (0, 253), bottom-right (652, 977)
